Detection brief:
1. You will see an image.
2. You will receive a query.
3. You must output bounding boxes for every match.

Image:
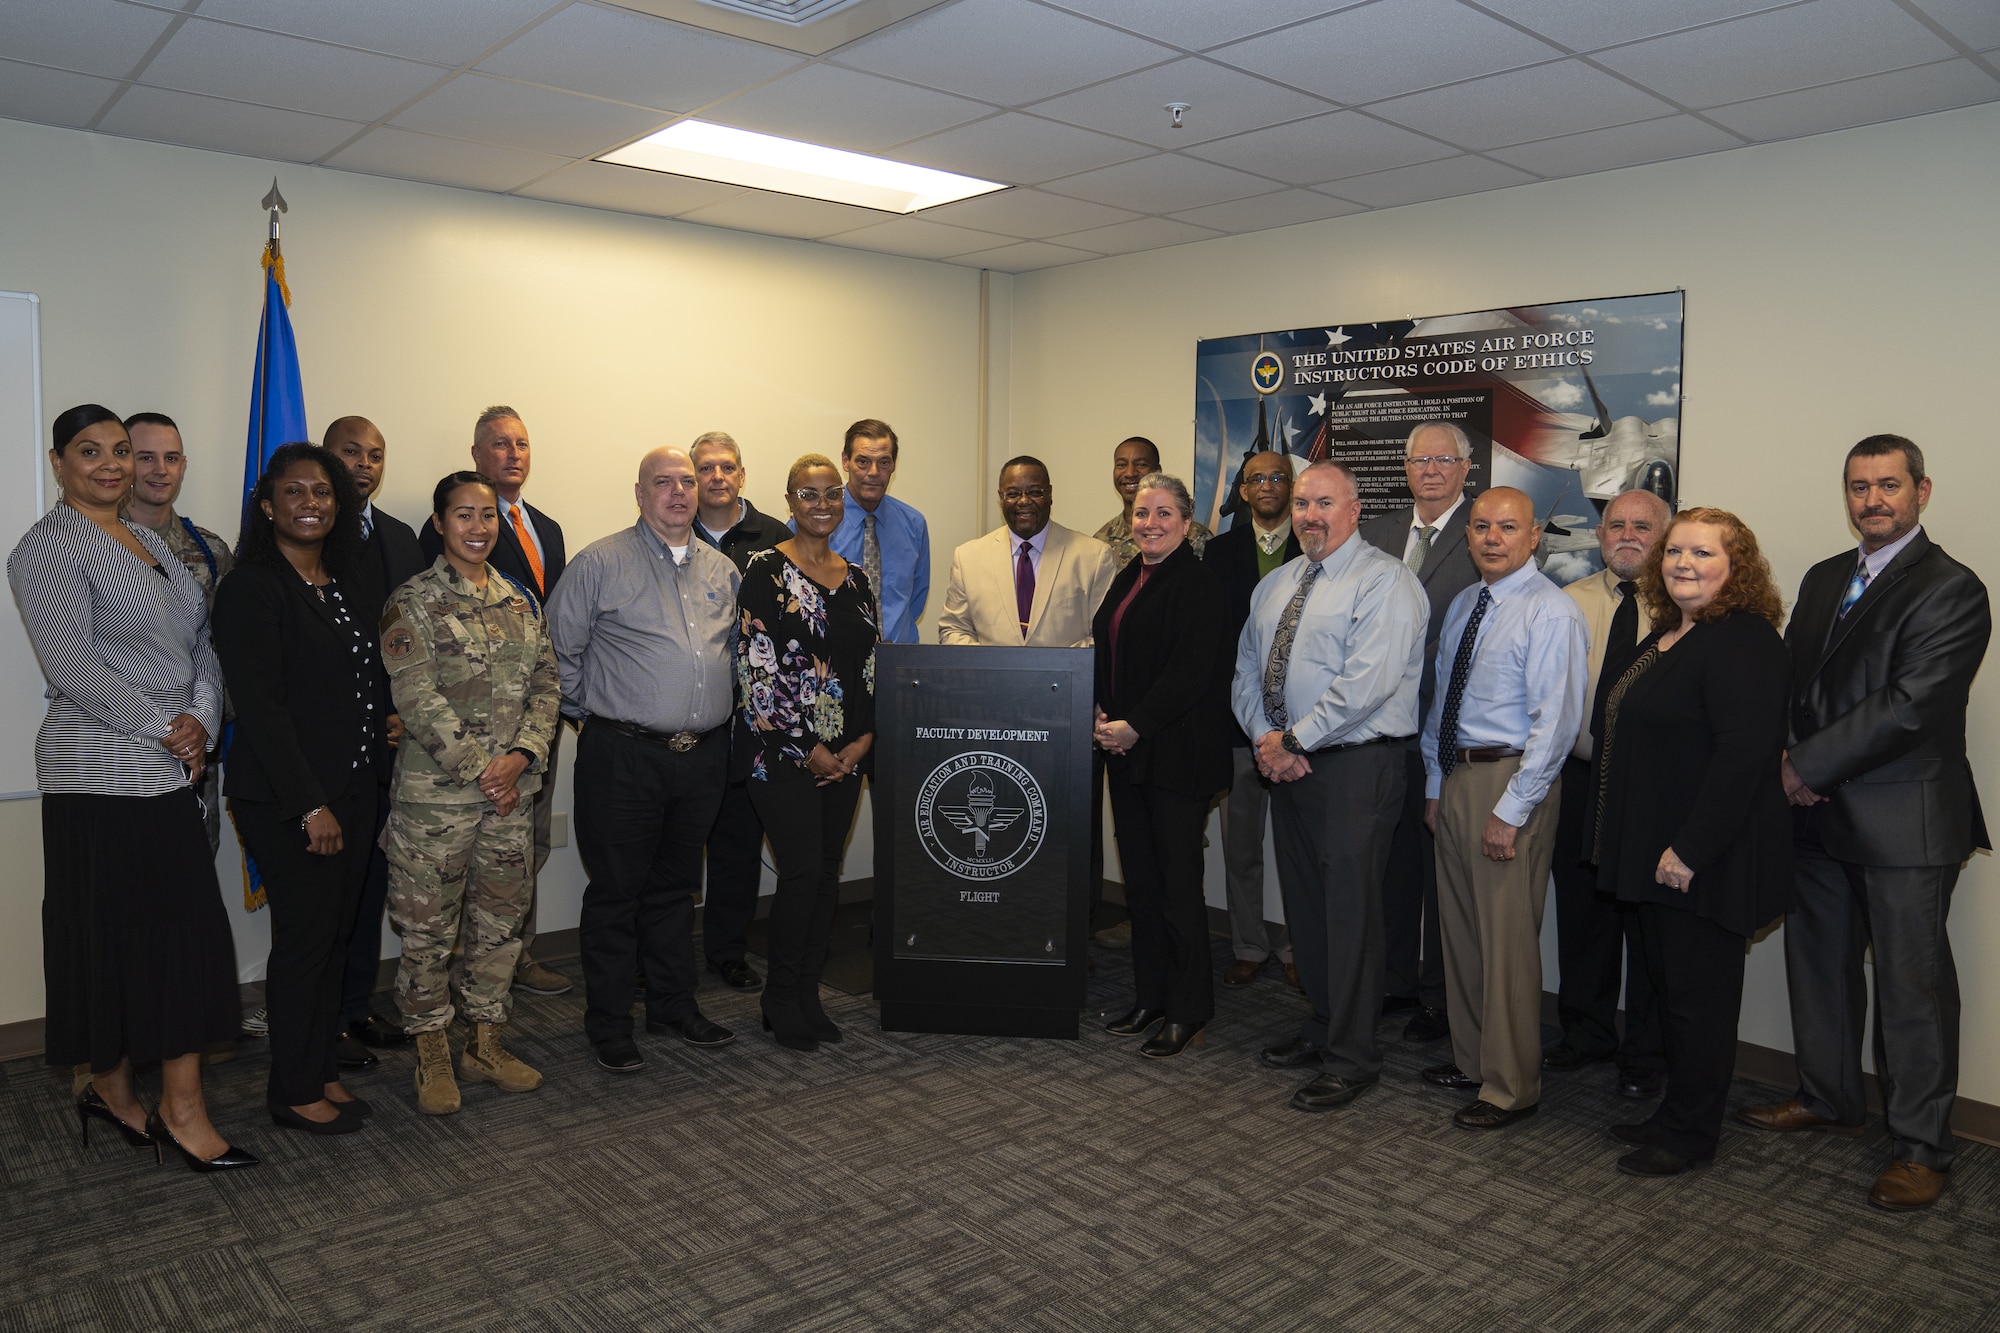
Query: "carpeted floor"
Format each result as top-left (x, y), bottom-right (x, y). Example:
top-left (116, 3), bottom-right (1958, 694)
top-left (3, 933), bottom-right (1998, 1332)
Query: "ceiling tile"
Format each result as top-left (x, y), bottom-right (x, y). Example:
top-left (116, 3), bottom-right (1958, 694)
top-left (1317, 153), bottom-right (1537, 207)
top-left (830, 0), bottom-right (1177, 106)
top-left (1045, 216), bottom-right (1223, 254)
top-left (945, 239), bottom-right (1102, 271)
top-left (0, 0), bottom-right (176, 79)
top-left (823, 216), bottom-right (1015, 259)
top-left (392, 74), bottom-right (672, 158)
top-left (1182, 110), bottom-right (1456, 184)
top-left (676, 190), bottom-right (889, 240)
top-left (1704, 57), bottom-right (2000, 140)
top-left (701, 62), bottom-right (990, 154)
top-left (1169, 188), bottom-right (1367, 231)
top-left (184, 0), bottom-right (559, 67)
top-left (1210, 0), bottom-right (1564, 106)
top-left (1470, 0), bottom-right (1793, 53)
top-left (1486, 114), bottom-right (1745, 176)
top-left (1369, 58), bottom-right (1676, 150)
top-left (1041, 153), bottom-right (1279, 212)
top-left (1592, 0), bottom-right (1959, 109)
top-left (140, 17), bottom-right (446, 122)
top-left (323, 125), bottom-right (570, 192)
top-left (476, 4), bottom-right (803, 112)
top-left (0, 58), bottom-right (120, 128)
top-left (918, 187), bottom-right (1140, 238)
top-left (514, 160), bottom-right (747, 215)
top-left (96, 85), bottom-right (364, 162)
top-left (1026, 57), bottom-right (1333, 148)
top-left (1906, 0), bottom-right (2000, 50)
top-left (890, 112), bottom-right (1152, 183)
top-left (1036, 0), bottom-right (1374, 52)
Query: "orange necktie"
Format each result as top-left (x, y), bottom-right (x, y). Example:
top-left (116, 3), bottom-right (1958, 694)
top-left (509, 503), bottom-right (545, 595)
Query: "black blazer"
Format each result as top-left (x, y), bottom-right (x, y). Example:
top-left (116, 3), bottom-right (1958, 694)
top-left (1594, 611), bottom-right (1794, 938)
top-left (352, 505), bottom-right (426, 624)
top-left (1090, 541), bottom-right (1232, 800)
top-left (1786, 530), bottom-right (1991, 866)
top-left (213, 559), bottom-right (385, 819)
top-left (1204, 521), bottom-right (1302, 747)
top-left (421, 496), bottom-right (565, 601)
top-left (1360, 500), bottom-right (1478, 713)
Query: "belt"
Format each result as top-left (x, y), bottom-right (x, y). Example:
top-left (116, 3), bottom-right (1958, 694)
top-left (590, 716), bottom-right (718, 753)
top-left (1313, 733), bottom-right (1413, 754)
top-left (1455, 746), bottom-right (1525, 763)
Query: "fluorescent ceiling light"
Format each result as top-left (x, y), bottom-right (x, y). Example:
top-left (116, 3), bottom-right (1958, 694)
top-left (600, 120), bottom-right (1006, 214)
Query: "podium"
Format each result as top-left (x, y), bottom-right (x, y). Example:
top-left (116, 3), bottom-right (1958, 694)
top-left (871, 645), bottom-right (1094, 1038)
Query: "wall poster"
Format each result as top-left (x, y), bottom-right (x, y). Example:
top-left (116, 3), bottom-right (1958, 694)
top-left (1193, 291), bottom-right (1684, 586)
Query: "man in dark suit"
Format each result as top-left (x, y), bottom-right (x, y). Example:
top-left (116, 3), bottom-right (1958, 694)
top-left (1360, 421), bottom-right (1481, 1043)
top-left (325, 415), bottom-right (425, 1061)
top-left (1740, 434), bottom-right (1990, 1213)
top-left (421, 406), bottom-right (571, 996)
top-left (1205, 449), bottom-right (1301, 990)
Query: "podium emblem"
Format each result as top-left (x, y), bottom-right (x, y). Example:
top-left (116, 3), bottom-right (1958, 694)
top-left (914, 750), bottom-right (1048, 881)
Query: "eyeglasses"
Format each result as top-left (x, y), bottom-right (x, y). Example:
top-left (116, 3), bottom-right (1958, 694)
top-left (1000, 487), bottom-right (1050, 502)
top-left (1406, 454), bottom-right (1466, 470)
top-left (1242, 471), bottom-right (1289, 488)
top-left (793, 485), bottom-right (845, 504)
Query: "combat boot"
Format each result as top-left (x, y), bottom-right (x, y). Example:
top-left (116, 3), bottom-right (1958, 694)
top-left (413, 1029), bottom-right (460, 1115)
top-left (461, 1022), bottom-right (543, 1093)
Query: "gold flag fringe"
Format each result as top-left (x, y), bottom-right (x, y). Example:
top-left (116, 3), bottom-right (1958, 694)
top-left (262, 238), bottom-right (291, 308)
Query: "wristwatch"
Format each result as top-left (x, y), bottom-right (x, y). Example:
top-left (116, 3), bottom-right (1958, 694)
top-left (1280, 729), bottom-right (1304, 755)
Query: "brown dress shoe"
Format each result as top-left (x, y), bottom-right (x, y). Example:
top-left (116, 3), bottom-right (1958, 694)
top-left (1735, 1098), bottom-right (1864, 1137)
top-left (1223, 959), bottom-right (1261, 987)
top-left (1870, 1160), bottom-right (1948, 1212)
top-left (1283, 962), bottom-right (1301, 991)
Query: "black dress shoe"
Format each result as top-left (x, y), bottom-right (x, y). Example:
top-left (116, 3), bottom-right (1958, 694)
top-left (1260, 1036), bottom-right (1323, 1069)
top-left (1403, 1005), bottom-right (1449, 1043)
top-left (1607, 1120), bottom-right (1664, 1147)
top-left (1542, 1042), bottom-right (1612, 1071)
top-left (1290, 1073), bottom-right (1376, 1113)
top-left (646, 1013), bottom-right (735, 1047)
top-left (1454, 1099), bottom-right (1539, 1130)
top-left (1381, 994), bottom-right (1421, 1015)
top-left (334, 1034), bottom-right (379, 1069)
top-left (268, 1102), bottom-right (365, 1136)
top-left (1103, 1006), bottom-right (1164, 1036)
top-left (1617, 1145), bottom-right (1707, 1177)
top-left (711, 959), bottom-right (763, 992)
top-left (330, 1096), bottom-right (373, 1119)
top-left (595, 1037), bottom-right (646, 1072)
top-left (346, 1016), bottom-right (409, 1048)
top-left (1620, 1069), bottom-right (1665, 1100)
top-left (148, 1112), bottom-right (260, 1173)
top-left (1421, 1063), bottom-right (1478, 1091)
top-left (1139, 1021), bottom-right (1204, 1059)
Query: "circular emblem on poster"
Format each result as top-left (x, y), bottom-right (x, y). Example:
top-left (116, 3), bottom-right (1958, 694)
top-left (1250, 351), bottom-right (1284, 395)
top-left (914, 750), bottom-right (1048, 881)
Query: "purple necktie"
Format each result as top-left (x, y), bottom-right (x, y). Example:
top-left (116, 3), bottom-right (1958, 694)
top-left (1016, 540), bottom-right (1035, 638)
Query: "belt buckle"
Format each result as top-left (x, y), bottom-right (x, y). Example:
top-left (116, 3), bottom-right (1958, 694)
top-left (669, 731), bottom-right (699, 753)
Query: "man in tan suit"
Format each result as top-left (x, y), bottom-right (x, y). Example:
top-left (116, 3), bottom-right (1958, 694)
top-left (939, 456), bottom-right (1117, 648)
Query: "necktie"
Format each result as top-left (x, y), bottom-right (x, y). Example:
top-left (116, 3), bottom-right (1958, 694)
top-left (360, 510), bottom-right (373, 541)
top-left (1015, 539), bottom-right (1035, 638)
top-left (509, 503), bottom-right (545, 596)
top-left (1436, 586), bottom-right (1493, 781)
top-left (1609, 579), bottom-right (1639, 654)
top-left (1407, 525), bottom-right (1436, 573)
top-left (862, 512), bottom-right (883, 627)
top-left (1261, 562), bottom-right (1322, 731)
top-left (1838, 558), bottom-right (1871, 618)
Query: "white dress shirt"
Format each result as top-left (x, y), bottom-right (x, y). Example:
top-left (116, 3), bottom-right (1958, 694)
top-left (1401, 495), bottom-right (1467, 566)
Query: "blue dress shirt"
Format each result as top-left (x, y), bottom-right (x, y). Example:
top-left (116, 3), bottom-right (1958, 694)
top-left (816, 492), bottom-right (931, 644)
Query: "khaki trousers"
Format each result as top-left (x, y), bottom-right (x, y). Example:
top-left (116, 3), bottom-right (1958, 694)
top-left (1434, 756), bottom-right (1560, 1112)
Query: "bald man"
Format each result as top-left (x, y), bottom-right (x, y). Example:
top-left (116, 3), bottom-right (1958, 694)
top-left (546, 447), bottom-right (742, 1073)
top-left (1420, 488), bottom-right (1587, 1130)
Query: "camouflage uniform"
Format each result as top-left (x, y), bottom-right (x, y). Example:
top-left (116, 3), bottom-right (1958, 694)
top-left (379, 557), bottom-right (559, 1034)
top-left (145, 513), bottom-right (235, 853)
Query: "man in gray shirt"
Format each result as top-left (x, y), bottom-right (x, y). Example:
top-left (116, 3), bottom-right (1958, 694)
top-left (547, 446), bottom-right (742, 1074)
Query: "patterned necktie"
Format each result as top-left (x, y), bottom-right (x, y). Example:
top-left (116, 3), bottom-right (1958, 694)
top-left (1436, 586), bottom-right (1493, 781)
top-left (862, 512), bottom-right (883, 626)
top-left (1015, 538), bottom-right (1035, 638)
top-left (1407, 525), bottom-right (1436, 573)
top-left (1261, 561), bottom-right (1322, 731)
top-left (508, 503), bottom-right (545, 596)
top-left (360, 509), bottom-right (373, 541)
top-left (1837, 557), bottom-right (1871, 618)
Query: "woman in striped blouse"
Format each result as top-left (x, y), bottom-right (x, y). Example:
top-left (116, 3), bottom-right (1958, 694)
top-left (7, 404), bottom-right (255, 1172)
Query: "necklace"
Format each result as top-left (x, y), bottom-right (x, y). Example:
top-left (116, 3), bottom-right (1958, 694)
top-left (298, 568), bottom-right (329, 602)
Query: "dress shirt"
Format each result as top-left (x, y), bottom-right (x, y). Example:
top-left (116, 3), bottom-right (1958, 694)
top-left (1252, 517), bottom-right (1291, 558)
top-left (1401, 495), bottom-right (1467, 566)
top-left (1857, 523), bottom-right (1923, 581)
top-left (823, 492), bottom-right (929, 644)
top-left (1563, 567), bottom-right (1647, 762)
top-left (1421, 559), bottom-right (1587, 825)
top-left (546, 520), bottom-right (740, 734)
top-left (1230, 530), bottom-right (1429, 753)
top-left (502, 496), bottom-right (546, 567)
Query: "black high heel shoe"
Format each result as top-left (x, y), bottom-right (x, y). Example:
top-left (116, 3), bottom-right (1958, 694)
top-left (1139, 1022), bottom-right (1206, 1059)
top-left (760, 1003), bottom-right (820, 1053)
top-left (76, 1086), bottom-right (152, 1154)
top-left (1103, 1007), bottom-right (1165, 1035)
top-left (146, 1110), bottom-right (261, 1173)
top-left (798, 991), bottom-right (844, 1044)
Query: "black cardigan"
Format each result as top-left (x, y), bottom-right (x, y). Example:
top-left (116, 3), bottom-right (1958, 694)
top-left (1090, 540), bottom-right (1233, 800)
top-left (213, 558), bottom-right (385, 818)
top-left (1593, 609), bottom-right (1794, 937)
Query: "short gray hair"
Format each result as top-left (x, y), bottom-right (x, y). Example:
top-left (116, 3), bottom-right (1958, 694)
top-left (475, 404), bottom-right (523, 438)
top-left (1406, 420), bottom-right (1470, 459)
top-left (1134, 471), bottom-right (1193, 520)
top-left (1605, 487), bottom-right (1673, 524)
top-left (690, 431), bottom-right (741, 464)
top-left (1298, 458), bottom-right (1359, 500)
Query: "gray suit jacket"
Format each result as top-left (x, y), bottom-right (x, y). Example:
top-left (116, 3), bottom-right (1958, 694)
top-left (1360, 500), bottom-right (1478, 715)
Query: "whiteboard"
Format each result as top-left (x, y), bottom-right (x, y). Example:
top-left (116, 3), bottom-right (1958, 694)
top-left (0, 292), bottom-right (47, 799)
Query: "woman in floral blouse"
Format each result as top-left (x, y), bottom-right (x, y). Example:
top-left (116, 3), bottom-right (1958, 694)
top-left (733, 453), bottom-right (878, 1052)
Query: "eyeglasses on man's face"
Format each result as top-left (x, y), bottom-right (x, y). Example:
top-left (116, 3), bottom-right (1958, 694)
top-left (1406, 454), bottom-right (1466, 471)
top-left (1000, 487), bottom-right (1050, 503)
top-left (1242, 471), bottom-right (1290, 488)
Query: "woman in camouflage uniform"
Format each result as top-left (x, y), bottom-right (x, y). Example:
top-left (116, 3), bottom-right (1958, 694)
top-left (379, 472), bottom-right (559, 1115)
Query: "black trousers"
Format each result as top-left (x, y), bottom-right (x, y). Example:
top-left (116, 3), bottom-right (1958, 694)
top-left (1631, 900), bottom-right (1746, 1162)
top-left (233, 779), bottom-right (377, 1107)
top-left (573, 722), bottom-right (726, 1044)
top-left (337, 783), bottom-right (393, 1024)
top-left (1107, 781), bottom-right (1214, 1026)
top-left (1551, 757), bottom-right (1662, 1074)
top-left (701, 780), bottom-right (765, 967)
top-left (1788, 833), bottom-right (1962, 1170)
top-left (1380, 744), bottom-right (1445, 1006)
top-left (748, 775), bottom-right (864, 1012)
top-left (1270, 744), bottom-right (1403, 1082)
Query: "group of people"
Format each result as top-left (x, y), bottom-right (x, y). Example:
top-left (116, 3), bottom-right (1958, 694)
top-left (15, 403), bottom-right (1984, 1214)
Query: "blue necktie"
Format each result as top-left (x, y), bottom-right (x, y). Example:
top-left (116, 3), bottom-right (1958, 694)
top-left (1837, 558), bottom-right (1871, 618)
top-left (1436, 586), bottom-right (1492, 781)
